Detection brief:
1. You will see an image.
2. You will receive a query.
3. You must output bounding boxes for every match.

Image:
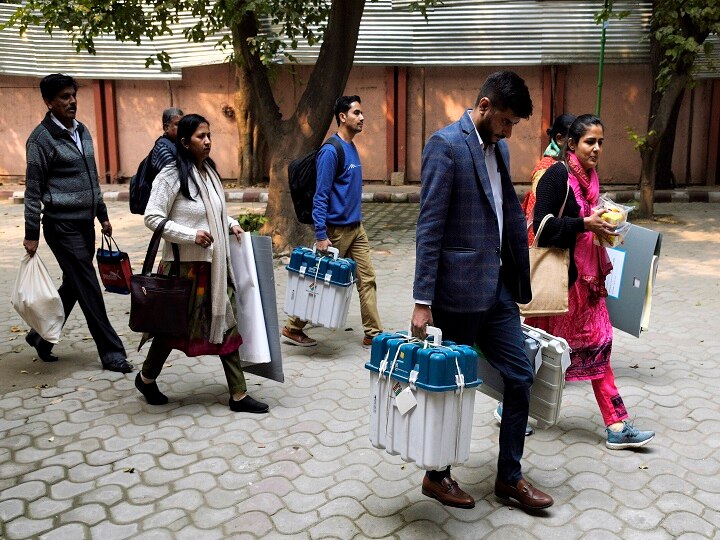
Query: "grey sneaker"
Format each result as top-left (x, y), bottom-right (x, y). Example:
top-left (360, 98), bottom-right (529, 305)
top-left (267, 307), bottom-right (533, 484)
top-left (494, 402), bottom-right (534, 436)
top-left (606, 421), bottom-right (655, 449)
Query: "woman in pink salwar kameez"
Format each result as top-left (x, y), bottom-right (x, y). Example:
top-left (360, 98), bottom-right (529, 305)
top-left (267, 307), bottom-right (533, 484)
top-left (525, 114), bottom-right (655, 450)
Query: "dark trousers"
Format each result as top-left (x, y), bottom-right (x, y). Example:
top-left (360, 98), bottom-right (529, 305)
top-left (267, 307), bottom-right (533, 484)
top-left (27, 218), bottom-right (126, 363)
top-left (141, 338), bottom-right (248, 395)
top-left (433, 280), bottom-right (534, 484)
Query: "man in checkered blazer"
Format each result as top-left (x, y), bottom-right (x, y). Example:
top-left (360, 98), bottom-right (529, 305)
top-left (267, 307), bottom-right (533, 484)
top-left (411, 71), bottom-right (554, 513)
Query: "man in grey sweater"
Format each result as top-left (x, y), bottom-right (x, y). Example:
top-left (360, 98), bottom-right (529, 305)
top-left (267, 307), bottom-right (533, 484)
top-left (23, 73), bottom-right (131, 373)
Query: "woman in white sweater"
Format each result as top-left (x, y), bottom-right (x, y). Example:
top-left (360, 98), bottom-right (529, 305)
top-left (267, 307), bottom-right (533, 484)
top-left (135, 114), bottom-right (268, 414)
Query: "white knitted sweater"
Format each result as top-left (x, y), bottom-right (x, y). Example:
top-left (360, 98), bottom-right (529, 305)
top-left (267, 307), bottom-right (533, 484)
top-left (143, 164), bottom-right (239, 263)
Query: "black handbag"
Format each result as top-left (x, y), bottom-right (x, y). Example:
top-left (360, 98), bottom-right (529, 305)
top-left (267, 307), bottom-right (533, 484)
top-left (129, 219), bottom-right (192, 334)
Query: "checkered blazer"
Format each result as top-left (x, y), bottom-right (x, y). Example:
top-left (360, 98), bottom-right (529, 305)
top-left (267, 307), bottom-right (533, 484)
top-left (413, 112), bottom-right (531, 312)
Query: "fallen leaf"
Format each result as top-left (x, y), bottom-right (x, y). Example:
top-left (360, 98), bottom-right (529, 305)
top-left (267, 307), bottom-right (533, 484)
top-left (123, 467), bottom-right (135, 473)
top-left (10, 326), bottom-right (22, 333)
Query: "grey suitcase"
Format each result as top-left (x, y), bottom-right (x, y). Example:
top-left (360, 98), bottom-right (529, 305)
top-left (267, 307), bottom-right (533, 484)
top-left (477, 323), bottom-right (570, 429)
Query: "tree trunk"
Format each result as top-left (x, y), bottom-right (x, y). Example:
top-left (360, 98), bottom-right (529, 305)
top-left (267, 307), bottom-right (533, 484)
top-left (234, 1), bottom-right (366, 252)
top-left (264, 148), bottom-right (316, 253)
top-left (653, 92), bottom-right (683, 189)
top-left (638, 73), bottom-right (688, 217)
top-left (233, 45), bottom-right (266, 186)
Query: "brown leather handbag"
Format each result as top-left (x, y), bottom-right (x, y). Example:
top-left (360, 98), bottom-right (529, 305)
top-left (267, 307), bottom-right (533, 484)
top-left (129, 219), bottom-right (192, 334)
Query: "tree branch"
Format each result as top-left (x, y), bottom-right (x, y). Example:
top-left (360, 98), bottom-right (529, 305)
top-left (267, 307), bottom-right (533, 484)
top-left (292, 0), bottom-right (366, 145)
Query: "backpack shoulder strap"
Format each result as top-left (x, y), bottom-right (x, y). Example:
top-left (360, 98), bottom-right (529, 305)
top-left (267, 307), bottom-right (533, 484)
top-left (324, 136), bottom-right (345, 179)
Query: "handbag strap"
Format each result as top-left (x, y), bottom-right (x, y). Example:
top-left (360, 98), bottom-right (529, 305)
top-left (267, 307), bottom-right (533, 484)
top-left (141, 219), bottom-right (181, 276)
top-left (533, 171), bottom-right (571, 248)
top-left (532, 214), bottom-right (555, 248)
top-left (101, 233), bottom-right (122, 253)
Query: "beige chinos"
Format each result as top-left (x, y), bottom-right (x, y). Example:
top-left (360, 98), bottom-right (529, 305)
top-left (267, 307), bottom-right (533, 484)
top-left (287, 222), bottom-right (382, 338)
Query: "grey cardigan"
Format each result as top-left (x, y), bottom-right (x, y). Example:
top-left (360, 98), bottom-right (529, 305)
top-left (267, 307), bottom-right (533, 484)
top-left (24, 112), bottom-right (108, 241)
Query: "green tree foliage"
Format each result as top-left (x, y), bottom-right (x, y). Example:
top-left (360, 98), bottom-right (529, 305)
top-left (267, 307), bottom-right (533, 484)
top-left (3, 0), bottom-right (440, 251)
top-left (5, 0), bottom-right (437, 69)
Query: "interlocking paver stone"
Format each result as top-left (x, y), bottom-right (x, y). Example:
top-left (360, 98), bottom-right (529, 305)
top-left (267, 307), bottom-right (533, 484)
top-left (1, 479), bottom-right (47, 501)
top-left (284, 491), bottom-right (327, 514)
top-left (77, 485), bottom-right (123, 506)
top-left (309, 515), bottom-right (362, 539)
top-left (110, 501), bottom-right (155, 523)
top-left (89, 520), bottom-right (138, 540)
top-left (222, 511), bottom-right (274, 537)
top-left (1, 201), bottom-right (719, 537)
top-left (27, 496), bottom-right (73, 519)
top-left (132, 530), bottom-right (174, 540)
top-left (142, 508), bottom-right (189, 531)
top-left (4, 516), bottom-right (54, 539)
top-left (0, 498), bottom-right (25, 522)
top-left (39, 523), bottom-right (89, 540)
top-left (174, 472), bottom-right (219, 492)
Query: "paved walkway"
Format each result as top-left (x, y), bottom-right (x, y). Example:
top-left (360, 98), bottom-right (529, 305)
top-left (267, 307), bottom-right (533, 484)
top-left (0, 200), bottom-right (718, 539)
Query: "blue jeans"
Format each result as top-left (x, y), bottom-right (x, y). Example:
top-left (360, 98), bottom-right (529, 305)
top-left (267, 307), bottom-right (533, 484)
top-left (432, 280), bottom-right (534, 484)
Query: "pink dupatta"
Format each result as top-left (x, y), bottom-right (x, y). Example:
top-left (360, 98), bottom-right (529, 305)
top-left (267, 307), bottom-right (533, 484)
top-left (566, 152), bottom-right (613, 303)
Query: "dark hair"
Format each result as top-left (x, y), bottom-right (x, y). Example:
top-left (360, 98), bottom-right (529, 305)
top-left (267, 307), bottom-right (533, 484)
top-left (40, 73), bottom-right (78, 101)
top-left (175, 113), bottom-right (216, 200)
top-left (547, 113), bottom-right (576, 141)
top-left (162, 107), bottom-right (184, 129)
top-left (564, 114), bottom-right (604, 158)
top-left (475, 71), bottom-right (533, 119)
top-left (334, 95), bottom-right (361, 126)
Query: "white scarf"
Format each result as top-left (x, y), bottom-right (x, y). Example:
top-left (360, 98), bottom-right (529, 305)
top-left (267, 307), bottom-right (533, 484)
top-left (191, 163), bottom-right (236, 343)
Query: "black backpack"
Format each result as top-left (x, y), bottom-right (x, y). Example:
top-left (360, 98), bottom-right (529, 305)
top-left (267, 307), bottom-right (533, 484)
top-left (288, 137), bottom-right (345, 224)
top-left (129, 137), bottom-right (174, 215)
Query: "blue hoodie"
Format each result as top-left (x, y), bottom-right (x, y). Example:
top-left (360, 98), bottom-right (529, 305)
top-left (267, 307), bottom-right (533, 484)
top-left (312, 134), bottom-right (363, 240)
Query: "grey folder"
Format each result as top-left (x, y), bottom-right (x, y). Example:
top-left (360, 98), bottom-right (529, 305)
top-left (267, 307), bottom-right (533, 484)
top-left (242, 235), bottom-right (285, 383)
top-left (604, 223), bottom-right (662, 338)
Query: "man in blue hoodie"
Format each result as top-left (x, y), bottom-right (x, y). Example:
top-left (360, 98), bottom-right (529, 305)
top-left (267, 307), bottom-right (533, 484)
top-left (282, 95), bottom-right (382, 348)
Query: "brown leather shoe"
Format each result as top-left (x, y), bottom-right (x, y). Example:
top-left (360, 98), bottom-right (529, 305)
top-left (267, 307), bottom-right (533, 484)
top-left (281, 327), bottom-right (317, 347)
top-left (422, 473), bottom-right (475, 509)
top-left (495, 477), bottom-right (553, 511)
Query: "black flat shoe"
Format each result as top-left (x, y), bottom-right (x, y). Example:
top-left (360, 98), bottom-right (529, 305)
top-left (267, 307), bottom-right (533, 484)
top-left (135, 373), bottom-right (168, 405)
top-left (102, 357), bottom-right (133, 374)
top-left (229, 395), bottom-right (269, 414)
top-left (25, 333), bottom-right (59, 362)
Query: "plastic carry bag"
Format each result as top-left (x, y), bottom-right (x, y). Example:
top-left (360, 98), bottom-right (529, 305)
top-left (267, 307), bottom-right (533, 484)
top-left (593, 196), bottom-right (633, 248)
top-left (11, 253), bottom-right (65, 343)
